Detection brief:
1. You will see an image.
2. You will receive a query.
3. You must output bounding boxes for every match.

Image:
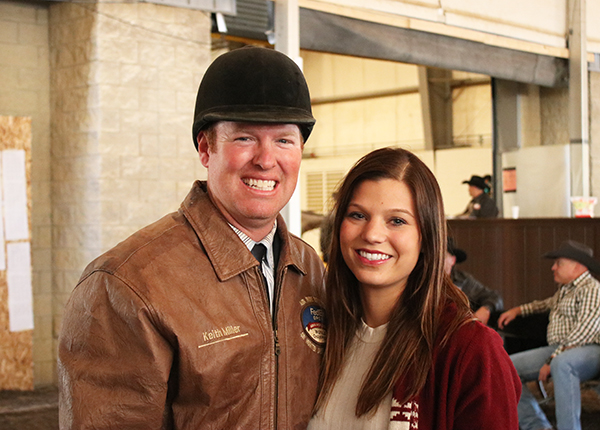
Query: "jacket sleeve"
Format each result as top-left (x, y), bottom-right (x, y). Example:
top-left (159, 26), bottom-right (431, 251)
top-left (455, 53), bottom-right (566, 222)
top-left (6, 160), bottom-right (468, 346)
top-left (450, 323), bottom-right (521, 430)
top-left (58, 271), bottom-right (174, 430)
top-left (458, 272), bottom-right (504, 313)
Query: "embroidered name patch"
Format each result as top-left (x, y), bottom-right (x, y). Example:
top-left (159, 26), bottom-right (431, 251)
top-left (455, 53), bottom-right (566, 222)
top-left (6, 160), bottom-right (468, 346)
top-left (198, 325), bottom-right (249, 349)
top-left (299, 297), bottom-right (326, 353)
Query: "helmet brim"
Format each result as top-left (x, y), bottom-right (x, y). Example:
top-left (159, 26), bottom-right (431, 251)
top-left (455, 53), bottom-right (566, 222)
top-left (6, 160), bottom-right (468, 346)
top-left (193, 107), bottom-right (316, 149)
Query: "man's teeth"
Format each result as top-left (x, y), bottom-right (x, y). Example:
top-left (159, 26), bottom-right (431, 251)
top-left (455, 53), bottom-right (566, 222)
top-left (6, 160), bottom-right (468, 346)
top-left (244, 178), bottom-right (276, 191)
top-left (358, 251), bottom-right (391, 261)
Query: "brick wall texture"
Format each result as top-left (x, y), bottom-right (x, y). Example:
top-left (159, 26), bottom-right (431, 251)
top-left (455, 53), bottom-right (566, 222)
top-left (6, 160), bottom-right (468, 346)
top-left (0, 0), bottom-right (53, 386)
top-left (1, 0), bottom-right (210, 386)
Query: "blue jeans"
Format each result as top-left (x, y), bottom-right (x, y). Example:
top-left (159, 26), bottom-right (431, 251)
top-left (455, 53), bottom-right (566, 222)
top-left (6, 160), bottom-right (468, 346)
top-left (510, 344), bottom-right (600, 430)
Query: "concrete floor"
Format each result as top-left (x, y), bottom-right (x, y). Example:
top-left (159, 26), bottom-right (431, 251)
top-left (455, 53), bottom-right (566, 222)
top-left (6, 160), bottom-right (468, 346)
top-left (531, 380), bottom-right (600, 429)
top-left (0, 383), bottom-right (599, 429)
top-left (0, 386), bottom-right (58, 430)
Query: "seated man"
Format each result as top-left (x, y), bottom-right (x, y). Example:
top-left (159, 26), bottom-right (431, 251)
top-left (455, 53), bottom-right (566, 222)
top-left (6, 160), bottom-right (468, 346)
top-left (498, 240), bottom-right (600, 430)
top-left (445, 238), bottom-right (503, 326)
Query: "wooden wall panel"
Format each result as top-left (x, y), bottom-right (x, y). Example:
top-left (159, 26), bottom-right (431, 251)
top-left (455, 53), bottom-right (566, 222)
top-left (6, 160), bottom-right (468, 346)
top-left (448, 218), bottom-right (600, 309)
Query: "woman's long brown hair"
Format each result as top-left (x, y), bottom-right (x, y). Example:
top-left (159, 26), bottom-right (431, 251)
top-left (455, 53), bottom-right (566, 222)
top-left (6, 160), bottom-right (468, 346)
top-left (314, 147), bottom-right (471, 417)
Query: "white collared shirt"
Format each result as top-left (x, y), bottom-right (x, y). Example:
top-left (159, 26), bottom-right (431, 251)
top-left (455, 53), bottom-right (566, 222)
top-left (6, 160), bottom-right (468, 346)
top-left (229, 221), bottom-right (277, 313)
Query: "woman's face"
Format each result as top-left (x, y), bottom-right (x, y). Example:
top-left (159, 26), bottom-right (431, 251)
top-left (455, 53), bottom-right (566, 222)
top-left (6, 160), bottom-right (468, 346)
top-left (340, 178), bottom-right (421, 300)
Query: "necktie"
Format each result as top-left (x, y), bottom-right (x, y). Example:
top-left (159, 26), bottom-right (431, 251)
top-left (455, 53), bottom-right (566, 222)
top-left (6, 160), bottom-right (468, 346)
top-left (251, 243), bottom-right (269, 303)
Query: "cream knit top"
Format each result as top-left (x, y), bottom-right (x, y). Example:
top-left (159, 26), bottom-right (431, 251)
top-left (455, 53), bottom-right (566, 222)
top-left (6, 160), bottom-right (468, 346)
top-left (308, 321), bottom-right (391, 430)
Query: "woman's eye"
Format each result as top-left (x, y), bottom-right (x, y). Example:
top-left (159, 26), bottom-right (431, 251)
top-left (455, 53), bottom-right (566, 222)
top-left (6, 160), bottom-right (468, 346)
top-left (390, 217), bottom-right (406, 226)
top-left (347, 211), bottom-right (365, 220)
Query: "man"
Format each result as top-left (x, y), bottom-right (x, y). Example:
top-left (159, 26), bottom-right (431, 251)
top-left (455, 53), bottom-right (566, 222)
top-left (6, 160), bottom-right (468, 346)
top-left (458, 175), bottom-right (499, 218)
top-left (498, 240), bottom-right (600, 430)
top-left (445, 237), bottom-right (503, 326)
top-left (58, 47), bottom-right (326, 429)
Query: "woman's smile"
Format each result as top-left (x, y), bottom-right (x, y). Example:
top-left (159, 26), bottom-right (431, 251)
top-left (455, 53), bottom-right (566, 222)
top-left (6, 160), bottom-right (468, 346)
top-left (340, 178), bottom-right (421, 298)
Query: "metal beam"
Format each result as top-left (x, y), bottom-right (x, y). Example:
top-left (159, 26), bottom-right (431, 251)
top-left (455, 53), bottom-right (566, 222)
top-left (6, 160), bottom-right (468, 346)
top-left (493, 79), bottom-right (521, 153)
top-left (418, 66), bottom-right (434, 151)
top-left (424, 67), bottom-right (453, 149)
top-left (311, 77), bottom-right (488, 105)
top-left (568, 0), bottom-right (590, 199)
top-left (299, 8), bottom-right (568, 88)
top-left (275, 0), bottom-right (302, 236)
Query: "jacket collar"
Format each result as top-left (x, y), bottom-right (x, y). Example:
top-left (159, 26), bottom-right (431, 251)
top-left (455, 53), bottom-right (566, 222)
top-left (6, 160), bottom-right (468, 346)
top-left (179, 181), bottom-right (307, 282)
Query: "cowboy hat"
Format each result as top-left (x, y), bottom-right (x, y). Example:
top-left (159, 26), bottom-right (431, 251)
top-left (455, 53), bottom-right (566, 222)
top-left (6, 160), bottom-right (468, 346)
top-left (462, 175), bottom-right (488, 191)
top-left (543, 240), bottom-right (600, 273)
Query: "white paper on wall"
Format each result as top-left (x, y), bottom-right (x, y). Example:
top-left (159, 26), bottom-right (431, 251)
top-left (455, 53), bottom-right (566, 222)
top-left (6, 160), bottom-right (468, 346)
top-left (2, 149), bottom-right (29, 241)
top-left (7, 241), bottom-right (34, 332)
top-left (0, 151), bottom-right (5, 271)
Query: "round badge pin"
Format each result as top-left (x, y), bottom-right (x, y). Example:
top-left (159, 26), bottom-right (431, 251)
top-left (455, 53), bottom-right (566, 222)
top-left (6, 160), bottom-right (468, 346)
top-left (299, 297), bottom-right (326, 353)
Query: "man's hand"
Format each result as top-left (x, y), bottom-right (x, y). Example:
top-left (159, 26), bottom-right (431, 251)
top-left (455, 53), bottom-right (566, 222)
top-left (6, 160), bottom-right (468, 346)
top-left (538, 363), bottom-right (551, 382)
top-left (497, 306), bottom-right (522, 329)
top-left (474, 307), bottom-right (491, 325)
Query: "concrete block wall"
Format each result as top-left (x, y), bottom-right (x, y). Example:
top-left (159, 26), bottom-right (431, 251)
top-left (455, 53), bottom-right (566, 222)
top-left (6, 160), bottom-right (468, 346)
top-left (48, 1), bottom-right (210, 384)
top-left (0, 0), bottom-right (53, 385)
top-left (540, 85), bottom-right (569, 146)
top-left (519, 84), bottom-right (542, 148)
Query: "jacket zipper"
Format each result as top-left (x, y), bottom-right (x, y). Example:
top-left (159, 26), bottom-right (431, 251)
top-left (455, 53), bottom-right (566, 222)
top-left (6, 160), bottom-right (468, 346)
top-left (271, 268), bottom-right (283, 430)
top-left (273, 328), bottom-right (280, 429)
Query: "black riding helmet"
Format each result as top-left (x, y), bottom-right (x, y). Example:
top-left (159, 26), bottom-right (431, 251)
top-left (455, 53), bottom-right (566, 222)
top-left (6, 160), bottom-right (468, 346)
top-left (191, 46), bottom-right (316, 150)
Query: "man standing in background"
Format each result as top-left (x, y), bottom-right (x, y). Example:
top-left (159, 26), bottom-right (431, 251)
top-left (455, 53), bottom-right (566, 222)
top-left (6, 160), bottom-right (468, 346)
top-left (458, 175), bottom-right (499, 218)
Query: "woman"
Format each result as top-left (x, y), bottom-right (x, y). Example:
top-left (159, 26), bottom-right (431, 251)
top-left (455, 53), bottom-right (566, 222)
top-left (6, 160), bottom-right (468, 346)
top-left (310, 147), bottom-right (520, 430)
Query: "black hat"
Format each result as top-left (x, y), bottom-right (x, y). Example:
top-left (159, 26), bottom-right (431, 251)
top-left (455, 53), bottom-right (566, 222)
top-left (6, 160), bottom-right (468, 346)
top-left (447, 237), bottom-right (467, 264)
top-left (192, 46), bottom-right (316, 150)
top-left (462, 175), bottom-right (487, 190)
top-left (543, 240), bottom-right (600, 273)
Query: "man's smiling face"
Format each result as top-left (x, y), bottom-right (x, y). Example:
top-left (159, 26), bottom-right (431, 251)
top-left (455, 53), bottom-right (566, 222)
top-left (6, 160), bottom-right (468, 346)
top-left (198, 121), bottom-right (303, 240)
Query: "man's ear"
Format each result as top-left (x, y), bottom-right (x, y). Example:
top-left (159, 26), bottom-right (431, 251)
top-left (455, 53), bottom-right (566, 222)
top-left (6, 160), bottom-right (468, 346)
top-left (197, 132), bottom-right (210, 167)
top-left (449, 254), bottom-right (457, 267)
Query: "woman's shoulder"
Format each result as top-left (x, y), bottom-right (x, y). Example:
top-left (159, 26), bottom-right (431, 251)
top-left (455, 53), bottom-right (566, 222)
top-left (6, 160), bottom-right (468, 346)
top-left (438, 304), bottom-right (503, 354)
top-left (454, 319), bottom-right (500, 346)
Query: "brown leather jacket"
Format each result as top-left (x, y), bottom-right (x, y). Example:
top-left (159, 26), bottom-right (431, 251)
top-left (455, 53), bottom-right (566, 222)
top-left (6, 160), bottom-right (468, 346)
top-left (58, 181), bottom-right (326, 429)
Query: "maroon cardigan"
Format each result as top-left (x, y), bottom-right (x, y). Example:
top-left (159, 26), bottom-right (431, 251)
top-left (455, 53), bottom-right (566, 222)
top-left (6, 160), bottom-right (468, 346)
top-left (390, 307), bottom-right (521, 429)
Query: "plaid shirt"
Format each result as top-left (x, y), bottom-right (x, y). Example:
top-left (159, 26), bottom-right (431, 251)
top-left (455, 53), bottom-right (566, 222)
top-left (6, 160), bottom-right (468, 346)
top-left (520, 271), bottom-right (600, 359)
